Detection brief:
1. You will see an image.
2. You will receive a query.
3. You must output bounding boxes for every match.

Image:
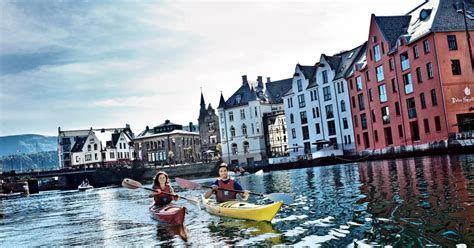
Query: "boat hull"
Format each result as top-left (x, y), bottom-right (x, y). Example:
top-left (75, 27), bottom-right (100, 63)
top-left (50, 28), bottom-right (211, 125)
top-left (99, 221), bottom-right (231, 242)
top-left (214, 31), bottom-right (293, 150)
top-left (78, 185), bottom-right (93, 191)
top-left (149, 204), bottom-right (186, 225)
top-left (201, 195), bottom-right (282, 222)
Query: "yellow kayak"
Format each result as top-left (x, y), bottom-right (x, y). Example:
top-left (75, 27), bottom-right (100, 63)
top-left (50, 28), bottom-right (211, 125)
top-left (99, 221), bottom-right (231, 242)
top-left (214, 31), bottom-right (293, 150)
top-left (201, 195), bottom-right (282, 222)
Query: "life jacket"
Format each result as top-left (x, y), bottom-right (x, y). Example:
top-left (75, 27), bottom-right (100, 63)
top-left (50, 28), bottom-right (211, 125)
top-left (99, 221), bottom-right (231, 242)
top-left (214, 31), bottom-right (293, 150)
top-left (153, 184), bottom-right (175, 207)
top-left (215, 178), bottom-right (237, 203)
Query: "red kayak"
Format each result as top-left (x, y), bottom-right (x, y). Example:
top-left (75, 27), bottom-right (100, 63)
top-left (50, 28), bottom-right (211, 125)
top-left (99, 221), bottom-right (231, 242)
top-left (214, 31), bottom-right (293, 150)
top-left (149, 204), bottom-right (185, 225)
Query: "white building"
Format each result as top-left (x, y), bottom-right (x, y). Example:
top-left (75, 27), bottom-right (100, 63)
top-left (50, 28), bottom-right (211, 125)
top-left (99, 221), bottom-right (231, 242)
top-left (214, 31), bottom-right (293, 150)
top-left (283, 44), bottom-right (365, 159)
top-left (218, 75), bottom-right (291, 166)
top-left (69, 128), bottom-right (135, 169)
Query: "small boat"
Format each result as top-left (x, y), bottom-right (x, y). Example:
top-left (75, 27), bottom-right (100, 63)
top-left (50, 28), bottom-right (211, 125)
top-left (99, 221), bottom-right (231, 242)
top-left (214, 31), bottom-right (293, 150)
top-left (0, 192), bottom-right (23, 199)
top-left (78, 181), bottom-right (94, 191)
top-left (149, 204), bottom-right (186, 225)
top-left (201, 195), bottom-right (282, 222)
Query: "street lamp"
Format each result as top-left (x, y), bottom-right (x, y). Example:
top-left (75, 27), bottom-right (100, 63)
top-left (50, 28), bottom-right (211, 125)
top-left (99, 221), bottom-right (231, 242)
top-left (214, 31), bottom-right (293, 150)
top-left (454, 1), bottom-right (474, 70)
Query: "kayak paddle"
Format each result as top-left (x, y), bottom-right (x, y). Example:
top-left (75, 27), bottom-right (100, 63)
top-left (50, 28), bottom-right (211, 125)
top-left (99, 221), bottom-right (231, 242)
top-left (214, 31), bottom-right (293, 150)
top-left (175, 177), bottom-right (293, 205)
top-left (122, 178), bottom-right (200, 208)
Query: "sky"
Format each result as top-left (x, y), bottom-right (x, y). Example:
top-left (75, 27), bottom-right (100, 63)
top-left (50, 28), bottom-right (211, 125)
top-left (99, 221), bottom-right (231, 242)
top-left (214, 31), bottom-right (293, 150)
top-left (0, 0), bottom-right (419, 137)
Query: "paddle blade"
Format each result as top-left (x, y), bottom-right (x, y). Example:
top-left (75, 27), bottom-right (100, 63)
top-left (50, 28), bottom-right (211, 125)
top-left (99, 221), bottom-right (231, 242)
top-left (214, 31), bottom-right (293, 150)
top-left (175, 177), bottom-right (201, 190)
top-left (265, 193), bottom-right (293, 205)
top-left (122, 178), bottom-right (143, 190)
top-left (255, 169), bottom-right (264, 176)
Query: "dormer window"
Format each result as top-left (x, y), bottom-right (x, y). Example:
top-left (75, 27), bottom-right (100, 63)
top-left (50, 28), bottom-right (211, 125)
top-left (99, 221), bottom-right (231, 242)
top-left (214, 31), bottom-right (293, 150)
top-left (372, 36), bottom-right (377, 43)
top-left (419, 9), bottom-right (432, 21)
top-left (235, 95), bottom-right (241, 104)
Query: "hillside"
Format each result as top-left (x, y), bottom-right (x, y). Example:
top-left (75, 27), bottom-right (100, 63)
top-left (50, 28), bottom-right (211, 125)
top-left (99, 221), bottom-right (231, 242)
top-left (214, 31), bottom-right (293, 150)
top-left (0, 134), bottom-right (57, 157)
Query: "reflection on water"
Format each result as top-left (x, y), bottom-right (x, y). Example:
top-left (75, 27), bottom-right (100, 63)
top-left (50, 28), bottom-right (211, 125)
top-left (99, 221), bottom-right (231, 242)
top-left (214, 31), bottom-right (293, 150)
top-left (0, 154), bottom-right (473, 246)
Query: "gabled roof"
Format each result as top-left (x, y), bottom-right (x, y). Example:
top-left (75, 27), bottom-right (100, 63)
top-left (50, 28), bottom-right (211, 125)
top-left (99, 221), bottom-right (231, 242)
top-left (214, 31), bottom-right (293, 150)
top-left (374, 15), bottom-right (412, 50)
top-left (265, 78), bottom-right (293, 104)
top-left (322, 54), bottom-right (342, 71)
top-left (297, 64), bottom-right (317, 81)
top-left (431, 0), bottom-right (474, 32)
top-left (222, 83), bottom-right (257, 109)
top-left (335, 42), bottom-right (367, 80)
top-left (70, 136), bottom-right (87, 152)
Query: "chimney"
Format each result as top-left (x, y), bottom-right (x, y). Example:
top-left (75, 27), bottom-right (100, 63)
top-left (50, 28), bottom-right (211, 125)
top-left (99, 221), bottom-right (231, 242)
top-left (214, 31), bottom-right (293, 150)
top-left (189, 122), bottom-right (193, 131)
top-left (267, 77), bottom-right (271, 83)
top-left (257, 76), bottom-right (263, 84)
top-left (242, 75), bottom-right (248, 85)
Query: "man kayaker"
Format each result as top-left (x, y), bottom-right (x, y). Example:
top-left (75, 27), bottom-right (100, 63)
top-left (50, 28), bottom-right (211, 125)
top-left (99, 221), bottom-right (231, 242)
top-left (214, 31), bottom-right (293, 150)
top-left (150, 171), bottom-right (179, 207)
top-left (204, 163), bottom-right (250, 203)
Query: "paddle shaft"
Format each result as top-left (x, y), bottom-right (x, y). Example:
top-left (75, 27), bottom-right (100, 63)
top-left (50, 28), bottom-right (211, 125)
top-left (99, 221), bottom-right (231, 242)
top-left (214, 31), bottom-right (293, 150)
top-left (144, 186), bottom-right (194, 201)
top-left (203, 185), bottom-right (263, 197)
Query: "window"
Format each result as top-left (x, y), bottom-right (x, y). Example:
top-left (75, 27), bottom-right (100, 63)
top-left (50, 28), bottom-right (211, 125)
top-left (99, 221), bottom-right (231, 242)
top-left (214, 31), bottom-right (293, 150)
top-left (235, 95), bottom-right (241, 104)
top-left (229, 111), bottom-right (234, 121)
top-left (312, 107), bottom-right (317, 118)
top-left (325, 105), bottom-right (334, 119)
top-left (94, 144), bottom-right (98, 150)
top-left (110, 152), bottom-right (115, 159)
top-left (427, 63), bottom-right (434, 79)
top-left (403, 73), bottom-right (413, 94)
top-left (392, 79), bottom-right (398, 93)
top-left (407, 98), bottom-right (417, 118)
top-left (290, 114), bottom-right (294, 124)
top-left (310, 90), bottom-right (317, 101)
top-left (395, 101), bottom-right (401, 116)
top-left (291, 128), bottom-right (296, 138)
top-left (88, 144), bottom-right (91, 151)
top-left (315, 107), bottom-right (320, 118)
top-left (431, 89), bottom-right (438, 106)
top-left (376, 65), bottom-right (384, 82)
top-left (423, 40), bottom-right (430, 54)
top-left (242, 124), bottom-right (247, 135)
top-left (315, 123), bottom-right (321, 134)
top-left (322, 70), bottom-right (328, 83)
top-left (356, 76), bottom-right (363, 91)
top-left (369, 89), bottom-right (373, 102)
top-left (243, 142), bottom-right (249, 153)
top-left (354, 115), bottom-right (358, 127)
top-left (343, 118), bottom-right (349, 129)
top-left (374, 130), bottom-right (379, 142)
top-left (287, 98), bottom-right (293, 108)
top-left (420, 93), bottom-right (427, 109)
top-left (389, 58), bottom-right (395, 71)
top-left (230, 126), bottom-right (236, 137)
top-left (302, 126), bottom-right (309, 140)
top-left (300, 111), bottom-right (308, 124)
top-left (371, 109), bottom-right (376, 122)
top-left (240, 109), bottom-right (245, 120)
top-left (298, 94), bottom-right (306, 108)
top-left (379, 84), bottom-right (387, 103)
top-left (297, 79), bottom-right (303, 92)
top-left (400, 52), bottom-right (410, 71)
top-left (361, 113), bottom-right (367, 130)
top-left (447, 35), bottom-right (458, 50)
top-left (382, 106), bottom-right (390, 124)
top-left (358, 94), bottom-right (365, 110)
top-left (374, 45), bottom-right (381, 62)
top-left (435, 116), bottom-right (441, 131)
top-left (328, 120), bottom-right (336, 136)
top-left (231, 143), bottom-right (238, 155)
top-left (424, 119), bottom-right (430, 133)
top-left (366, 70), bottom-right (371, 81)
top-left (451, 60), bottom-right (462, 75)
top-left (398, 124), bottom-right (403, 138)
top-left (220, 113), bottom-right (224, 123)
top-left (352, 96), bottom-right (356, 109)
top-left (413, 45), bottom-right (419, 59)
top-left (341, 100), bottom-right (346, 112)
top-left (323, 86), bottom-right (331, 101)
top-left (255, 107), bottom-right (258, 117)
top-left (384, 127), bottom-right (393, 146)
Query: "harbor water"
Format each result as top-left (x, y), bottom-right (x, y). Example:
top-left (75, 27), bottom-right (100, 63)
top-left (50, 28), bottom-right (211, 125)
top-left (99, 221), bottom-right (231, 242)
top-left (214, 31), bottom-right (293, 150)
top-left (1, 154), bottom-right (473, 246)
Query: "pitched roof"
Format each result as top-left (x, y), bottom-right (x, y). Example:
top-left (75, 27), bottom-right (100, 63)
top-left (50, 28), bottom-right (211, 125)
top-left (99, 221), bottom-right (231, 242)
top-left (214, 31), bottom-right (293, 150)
top-left (297, 64), bottom-right (317, 81)
top-left (70, 136), bottom-right (87, 152)
top-left (322, 54), bottom-right (342, 71)
top-left (374, 15), bottom-right (412, 50)
top-left (222, 83), bottom-right (257, 109)
top-left (431, 0), bottom-right (474, 32)
top-left (218, 92), bottom-right (226, 109)
top-left (265, 78), bottom-right (293, 104)
top-left (334, 42), bottom-right (367, 80)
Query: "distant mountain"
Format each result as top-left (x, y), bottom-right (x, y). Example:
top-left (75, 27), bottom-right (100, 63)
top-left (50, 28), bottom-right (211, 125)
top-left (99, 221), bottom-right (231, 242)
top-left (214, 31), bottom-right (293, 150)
top-left (0, 134), bottom-right (57, 157)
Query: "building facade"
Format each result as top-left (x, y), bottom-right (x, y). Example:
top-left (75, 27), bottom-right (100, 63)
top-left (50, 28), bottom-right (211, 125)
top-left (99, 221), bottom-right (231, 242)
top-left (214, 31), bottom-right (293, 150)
top-left (348, 0), bottom-right (474, 153)
top-left (198, 92), bottom-right (221, 160)
top-left (134, 120), bottom-right (201, 166)
top-left (218, 75), bottom-right (291, 166)
top-left (58, 125), bottom-right (135, 169)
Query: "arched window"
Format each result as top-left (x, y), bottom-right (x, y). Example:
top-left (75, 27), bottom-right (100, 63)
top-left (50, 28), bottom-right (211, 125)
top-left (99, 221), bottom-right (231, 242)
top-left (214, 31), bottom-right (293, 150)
top-left (231, 143), bottom-right (238, 155)
top-left (290, 114), bottom-right (294, 124)
top-left (242, 124), bottom-right (247, 135)
top-left (341, 100), bottom-right (346, 112)
top-left (243, 141), bottom-right (249, 153)
top-left (230, 126), bottom-right (236, 137)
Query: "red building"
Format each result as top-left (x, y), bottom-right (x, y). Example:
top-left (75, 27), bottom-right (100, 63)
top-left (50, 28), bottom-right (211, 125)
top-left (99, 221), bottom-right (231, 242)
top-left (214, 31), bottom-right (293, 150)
top-left (348, 0), bottom-right (474, 152)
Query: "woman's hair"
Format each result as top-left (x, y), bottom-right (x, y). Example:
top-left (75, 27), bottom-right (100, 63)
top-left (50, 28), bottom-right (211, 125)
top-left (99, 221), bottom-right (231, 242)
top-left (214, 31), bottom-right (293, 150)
top-left (153, 171), bottom-right (170, 187)
top-left (218, 163), bottom-right (228, 171)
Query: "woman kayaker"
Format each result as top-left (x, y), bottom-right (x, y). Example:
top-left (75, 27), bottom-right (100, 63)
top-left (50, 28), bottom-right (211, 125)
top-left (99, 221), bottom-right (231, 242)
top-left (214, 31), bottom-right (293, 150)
top-left (150, 171), bottom-right (179, 207)
top-left (204, 163), bottom-right (250, 203)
